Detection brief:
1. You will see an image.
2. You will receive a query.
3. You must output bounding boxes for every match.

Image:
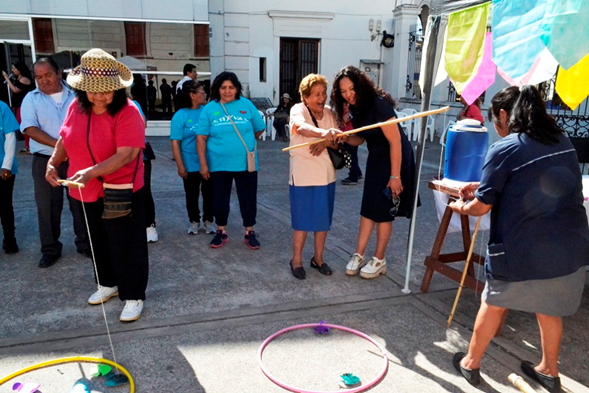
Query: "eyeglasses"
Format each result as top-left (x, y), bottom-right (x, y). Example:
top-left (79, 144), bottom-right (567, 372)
top-left (194, 89), bottom-right (205, 95)
top-left (390, 196), bottom-right (401, 217)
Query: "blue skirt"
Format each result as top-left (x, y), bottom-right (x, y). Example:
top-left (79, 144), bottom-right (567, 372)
top-left (290, 182), bottom-right (336, 232)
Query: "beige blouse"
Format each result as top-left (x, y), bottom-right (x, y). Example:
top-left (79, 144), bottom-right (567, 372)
top-left (288, 103), bottom-right (337, 186)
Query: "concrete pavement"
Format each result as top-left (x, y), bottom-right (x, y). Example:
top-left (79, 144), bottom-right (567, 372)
top-left (0, 136), bottom-right (587, 392)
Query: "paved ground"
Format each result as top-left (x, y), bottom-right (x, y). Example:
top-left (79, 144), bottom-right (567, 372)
top-left (0, 135), bottom-right (588, 393)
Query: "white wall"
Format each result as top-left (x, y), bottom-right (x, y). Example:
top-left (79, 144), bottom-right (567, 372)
top-left (209, 0), bottom-right (401, 105)
top-left (0, 0), bottom-right (208, 22)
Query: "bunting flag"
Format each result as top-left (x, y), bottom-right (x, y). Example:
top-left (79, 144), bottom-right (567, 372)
top-left (444, 2), bottom-right (490, 94)
top-left (496, 47), bottom-right (558, 86)
top-left (492, 0), bottom-right (547, 82)
top-left (540, 0), bottom-right (589, 71)
top-left (555, 53), bottom-right (589, 110)
top-left (461, 32), bottom-right (495, 105)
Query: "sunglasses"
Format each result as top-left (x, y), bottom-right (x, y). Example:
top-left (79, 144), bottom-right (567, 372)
top-left (390, 196), bottom-right (401, 217)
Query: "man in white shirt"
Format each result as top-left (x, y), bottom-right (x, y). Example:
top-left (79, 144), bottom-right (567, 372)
top-left (176, 63), bottom-right (197, 93)
top-left (20, 57), bottom-right (89, 268)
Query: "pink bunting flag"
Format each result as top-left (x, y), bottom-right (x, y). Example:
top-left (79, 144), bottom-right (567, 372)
top-left (461, 32), bottom-right (496, 105)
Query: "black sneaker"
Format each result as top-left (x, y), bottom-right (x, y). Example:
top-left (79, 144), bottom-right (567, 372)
top-left (210, 230), bottom-right (228, 248)
top-left (2, 238), bottom-right (19, 254)
top-left (244, 230), bottom-right (260, 250)
top-left (341, 177), bottom-right (358, 185)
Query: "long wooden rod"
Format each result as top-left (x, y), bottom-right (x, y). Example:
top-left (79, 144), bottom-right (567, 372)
top-left (447, 215), bottom-right (483, 328)
top-left (282, 106), bottom-right (450, 152)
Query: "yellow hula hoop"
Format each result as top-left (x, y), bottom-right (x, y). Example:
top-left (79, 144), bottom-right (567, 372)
top-left (0, 356), bottom-right (135, 392)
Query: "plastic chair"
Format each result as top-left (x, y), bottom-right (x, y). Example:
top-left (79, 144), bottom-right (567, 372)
top-left (264, 107), bottom-right (277, 141)
top-left (396, 110), bottom-right (410, 138)
top-left (440, 120), bottom-right (456, 146)
top-left (400, 108), bottom-right (418, 140)
top-left (414, 114), bottom-right (436, 142)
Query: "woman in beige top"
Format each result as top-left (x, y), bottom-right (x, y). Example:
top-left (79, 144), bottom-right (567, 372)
top-left (288, 73), bottom-right (342, 279)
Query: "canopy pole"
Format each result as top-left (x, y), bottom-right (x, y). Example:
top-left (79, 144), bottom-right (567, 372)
top-left (403, 15), bottom-right (442, 294)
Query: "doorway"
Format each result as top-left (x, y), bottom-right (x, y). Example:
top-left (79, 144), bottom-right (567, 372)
top-left (279, 38), bottom-right (319, 102)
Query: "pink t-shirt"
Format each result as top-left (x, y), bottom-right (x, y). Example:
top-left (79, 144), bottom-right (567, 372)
top-left (60, 99), bottom-right (145, 202)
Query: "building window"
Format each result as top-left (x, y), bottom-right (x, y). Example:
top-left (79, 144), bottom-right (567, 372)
top-left (194, 24), bottom-right (210, 57)
top-left (125, 22), bottom-right (146, 57)
top-left (33, 18), bottom-right (55, 54)
top-left (259, 57), bottom-right (266, 82)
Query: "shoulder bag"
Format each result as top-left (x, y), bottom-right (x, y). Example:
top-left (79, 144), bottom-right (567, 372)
top-left (305, 105), bottom-right (350, 170)
top-left (221, 102), bottom-right (256, 172)
top-left (87, 111), bottom-right (140, 219)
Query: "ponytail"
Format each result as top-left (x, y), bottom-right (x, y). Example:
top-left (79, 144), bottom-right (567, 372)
top-left (488, 85), bottom-right (561, 145)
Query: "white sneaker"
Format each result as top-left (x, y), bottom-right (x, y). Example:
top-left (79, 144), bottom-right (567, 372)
top-left (359, 256), bottom-right (387, 279)
top-left (345, 253), bottom-right (366, 276)
top-left (203, 220), bottom-right (216, 234)
top-left (88, 285), bottom-right (118, 305)
top-left (146, 225), bottom-right (158, 243)
top-left (187, 221), bottom-right (200, 235)
top-left (120, 300), bottom-right (144, 322)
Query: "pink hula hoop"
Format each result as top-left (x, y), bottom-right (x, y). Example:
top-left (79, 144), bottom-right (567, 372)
top-left (258, 323), bottom-right (389, 393)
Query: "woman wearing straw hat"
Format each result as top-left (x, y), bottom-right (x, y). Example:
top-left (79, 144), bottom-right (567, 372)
top-left (45, 48), bottom-right (149, 322)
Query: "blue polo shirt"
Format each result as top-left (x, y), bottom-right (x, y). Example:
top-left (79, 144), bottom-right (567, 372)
top-left (476, 132), bottom-right (589, 282)
top-left (0, 101), bottom-right (19, 175)
top-left (170, 107), bottom-right (203, 172)
top-left (20, 81), bottom-right (75, 156)
top-left (195, 97), bottom-right (265, 172)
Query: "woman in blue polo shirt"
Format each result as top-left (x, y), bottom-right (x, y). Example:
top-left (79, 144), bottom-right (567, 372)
top-left (0, 101), bottom-right (19, 254)
top-left (449, 86), bottom-right (589, 391)
top-left (171, 80), bottom-right (214, 235)
top-left (196, 72), bottom-right (266, 249)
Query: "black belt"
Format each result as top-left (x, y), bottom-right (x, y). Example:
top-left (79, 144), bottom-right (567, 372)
top-left (33, 152), bottom-right (51, 158)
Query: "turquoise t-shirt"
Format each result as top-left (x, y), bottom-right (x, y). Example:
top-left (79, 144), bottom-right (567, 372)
top-left (0, 101), bottom-right (19, 175)
top-left (195, 97), bottom-right (265, 172)
top-left (170, 107), bottom-right (204, 172)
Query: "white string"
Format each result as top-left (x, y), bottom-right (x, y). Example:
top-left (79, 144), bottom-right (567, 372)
top-left (76, 186), bottom-right (119, 372)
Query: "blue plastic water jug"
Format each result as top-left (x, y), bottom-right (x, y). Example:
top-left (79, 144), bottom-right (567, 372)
top-left (444, 121), bottom-right (489, 182)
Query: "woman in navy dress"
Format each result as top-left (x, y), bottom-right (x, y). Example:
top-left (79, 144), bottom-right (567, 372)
top-left (331, 66), bottom-right (416, 279)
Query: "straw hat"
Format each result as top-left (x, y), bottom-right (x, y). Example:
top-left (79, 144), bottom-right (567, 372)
top-left (67, 48), bottom-right (133, 92)
top-left (282, 93), bottom-right (291, 99)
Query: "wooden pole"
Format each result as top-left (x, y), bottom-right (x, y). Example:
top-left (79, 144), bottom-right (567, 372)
top-left (57, 179), bottom-right (85, 188)
top-left (282, 106), bottom-right (451, 152)
top-left (508, 374), bottom-right (536, 393)
top-left (447, 215), bottom-right (483, 328)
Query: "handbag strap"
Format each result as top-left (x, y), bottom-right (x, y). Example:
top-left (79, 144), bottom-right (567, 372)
top-left (305, 104), bottom-right (341, 149)
top-left (86, 110), bottom-right (141, 184)
top-left (220, 102), bottom-right (256, 155)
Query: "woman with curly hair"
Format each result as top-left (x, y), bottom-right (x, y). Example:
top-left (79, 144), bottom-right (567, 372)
top-left (331, 65), bottom-right (417, 279)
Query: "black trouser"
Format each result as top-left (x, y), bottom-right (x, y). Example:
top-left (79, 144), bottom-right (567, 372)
top-left (343, 143), bottom-right (362, 181)
top-left (183, 171), bottom-right (214, 223)
top-left (210, 171), bottom-right (257, 227)
top-left (143, 159), bottom-right (156, 227)
top-left (273, 118), bottom-right (287, 138)
top-left (0, 174), bottom-right (16, 242)
top-left (32, 154), bottom-right (89, 256)
top-left (72, 189), bottom-right (149, 300)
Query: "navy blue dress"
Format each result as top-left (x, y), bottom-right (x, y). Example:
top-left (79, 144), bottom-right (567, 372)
top-left (350, 96), bottom-right (417, 222)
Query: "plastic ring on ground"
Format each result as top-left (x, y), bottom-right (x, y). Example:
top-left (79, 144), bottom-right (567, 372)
top-left (258, 323), bottom-right (389, 393)
top-left (0, 356), bottom-right (135, 392)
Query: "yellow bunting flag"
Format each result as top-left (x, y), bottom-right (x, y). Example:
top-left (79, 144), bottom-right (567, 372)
top-left (444, 3), bottom-right (490, 94)
top-left (555, 53), bottom-right (589, 111)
